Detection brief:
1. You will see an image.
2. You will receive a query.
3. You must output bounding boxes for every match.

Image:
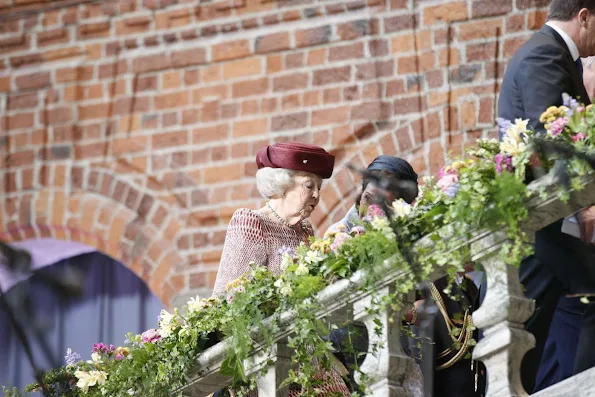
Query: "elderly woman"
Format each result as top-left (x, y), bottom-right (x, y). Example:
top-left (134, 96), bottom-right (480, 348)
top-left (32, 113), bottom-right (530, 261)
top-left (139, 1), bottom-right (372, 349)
top-left (212, 142), bottom-right (351, 396)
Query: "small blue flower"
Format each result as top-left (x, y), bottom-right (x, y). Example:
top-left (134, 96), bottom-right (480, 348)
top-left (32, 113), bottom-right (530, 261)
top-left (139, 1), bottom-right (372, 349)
top-left (64, 348), bottom-right (81, 366)
top-left (496, 117), bottom-right (512, 137)
top-left (277, 246), bottom-right (296, 257)
top-left (562, 92), bottom-right (579, 110)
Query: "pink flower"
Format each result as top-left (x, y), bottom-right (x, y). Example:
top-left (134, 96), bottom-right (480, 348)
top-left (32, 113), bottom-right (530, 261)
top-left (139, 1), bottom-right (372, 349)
top-left (115, 354), bottom-right (123, 361)
top-left (330, 233), bottom-right (351, 253)
top-left (436, 174), bottom-right (459, 198)
top-left (494, 153), bottom-right (514, 174)
top-left (549, 117), bottom-right (569, 137)
top-left (350, 226), bottom-right (366, 236)
top-left (366, 204), bottom-right (386, 219)
top-left (437, 165), bottom-right (458, 179)
top-left (141, 329), bottom-right (162, 344)
top-left (572, 133), bottom-right (587, 142)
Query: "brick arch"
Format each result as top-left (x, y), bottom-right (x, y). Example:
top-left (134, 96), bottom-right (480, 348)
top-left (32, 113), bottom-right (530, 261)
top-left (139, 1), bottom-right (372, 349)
top-left (0, 174), bottom-right (187, 307)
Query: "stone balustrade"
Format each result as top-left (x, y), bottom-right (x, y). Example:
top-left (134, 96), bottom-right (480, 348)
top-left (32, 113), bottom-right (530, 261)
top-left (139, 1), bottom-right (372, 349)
top-left (177, 175), bottom-right (595, 397)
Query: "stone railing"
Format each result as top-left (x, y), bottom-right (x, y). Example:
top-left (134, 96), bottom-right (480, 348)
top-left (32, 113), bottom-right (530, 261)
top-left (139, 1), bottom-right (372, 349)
top-left (177, 174), bottom-right (595, 397)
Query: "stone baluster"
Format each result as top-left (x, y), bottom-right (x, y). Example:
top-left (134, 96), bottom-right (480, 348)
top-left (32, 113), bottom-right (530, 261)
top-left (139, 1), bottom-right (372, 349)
top-left (471, 232), bottom-right (536, 397)
top-left (353, 285), bottom-right (415, 396)
top-left (254, 338), bottom-right (292, 397)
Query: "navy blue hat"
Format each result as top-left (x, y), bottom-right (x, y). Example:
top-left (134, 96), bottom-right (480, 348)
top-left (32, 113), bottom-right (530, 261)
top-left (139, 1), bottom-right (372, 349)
top-left (367, 155), bottom-right (418, 183)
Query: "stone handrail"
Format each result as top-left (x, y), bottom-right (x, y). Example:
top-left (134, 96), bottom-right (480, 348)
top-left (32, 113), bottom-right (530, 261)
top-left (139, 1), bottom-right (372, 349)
top-left (177, 174), bottom-right (595, 397)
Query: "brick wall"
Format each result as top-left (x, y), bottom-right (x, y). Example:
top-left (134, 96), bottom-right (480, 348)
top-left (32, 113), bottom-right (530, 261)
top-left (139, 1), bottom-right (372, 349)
top-left (0, 0), bottom-right (549, 305)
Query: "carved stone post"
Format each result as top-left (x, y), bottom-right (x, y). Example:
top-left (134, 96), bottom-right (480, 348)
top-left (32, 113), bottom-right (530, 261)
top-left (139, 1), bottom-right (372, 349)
top-left (353, 285), bottom-right (415, 396)
top-left (471, 232), bottom-right (536, 397)
top-left (254, 339), bottom-right (292, 397)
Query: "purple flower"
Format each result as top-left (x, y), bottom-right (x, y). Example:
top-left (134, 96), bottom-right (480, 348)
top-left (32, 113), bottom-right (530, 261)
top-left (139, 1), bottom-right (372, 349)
top-left (277, 246), bottom-right (296, 258)
top-left (115, 354), bottom-right (124, 361)
top-left (141, 329), bottom-right (162, 344)
top-left (494, 153), bottom-right (514, 174)
top-left (350, 226), bottom-right (366, 236)
top-left (563, 93), bottom-right (579, 110)
top-left (549, 117), bottom-right (569, 137)
top-left (92, 343), bottom-right (107, 354)
top-left (64, 348), bottom-right (81, 366)
top-left (496, 117), bottom-right (513, 137)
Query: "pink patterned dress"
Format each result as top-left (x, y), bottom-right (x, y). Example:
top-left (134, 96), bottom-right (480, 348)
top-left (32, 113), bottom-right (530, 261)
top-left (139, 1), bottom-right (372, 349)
top-left (213, 208), bottom-right (351, 396)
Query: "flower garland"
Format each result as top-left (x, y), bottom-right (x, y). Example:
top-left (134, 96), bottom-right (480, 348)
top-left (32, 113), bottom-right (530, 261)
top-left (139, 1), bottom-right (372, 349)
top-left (5, 94), bottom-right (595, 397)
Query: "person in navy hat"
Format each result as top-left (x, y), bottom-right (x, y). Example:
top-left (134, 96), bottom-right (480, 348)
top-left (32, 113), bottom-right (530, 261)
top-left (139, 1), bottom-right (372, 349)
top-left (325, 155), bottom-right (486, 397)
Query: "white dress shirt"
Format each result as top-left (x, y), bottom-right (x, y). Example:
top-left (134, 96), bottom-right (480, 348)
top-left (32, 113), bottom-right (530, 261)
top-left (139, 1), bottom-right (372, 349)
top-left (546, 21), bottom-right (580, 61)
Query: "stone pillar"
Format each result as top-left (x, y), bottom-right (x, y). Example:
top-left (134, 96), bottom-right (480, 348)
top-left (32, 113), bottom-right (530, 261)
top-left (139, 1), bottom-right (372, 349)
top-left (353, 285), bottom-right (415, 397)
top-left (255, 339), bottom-right (292, 397)
top-left (472, 233), bottom-right (536, 397)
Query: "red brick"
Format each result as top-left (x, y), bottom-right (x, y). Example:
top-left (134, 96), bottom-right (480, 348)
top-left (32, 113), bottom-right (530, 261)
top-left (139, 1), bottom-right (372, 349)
top-left (152, 130), bottom-right (189, 148)
top-left (472, 0), bottom-right (513, 18)
top-left (0, 36), bottom-right (30, 54)
top-left (466, 42), bottom-right (498, 62)
top-left (193, 124), bottom-right (229, 144)
top-left (3, 113), bottom-right (34, 130)
top-left (255, 32), bottom-right (290, 54)
top-left (337, 20), bottom-right (370, 40)
top-left (351, 101), bottom-right (392, 120)
top-left (223, 58), bottom-right (261, 79)
top-left (232, 118), bottom-right (268, 137)
top-left (7, 92), bottom-right (38, 110)
top-left (0, 76), bottom-right (10, 92)
top-left (313, 66), bottom-right (351, 86)
top-left (504, 36), bottom-right (530, 57)
top-left (212, 40), bottom-right (250, 62)
top-left (77, 21), bottom-right (111, 39)
top-left (15, 72), bottom-right (50, 90)
top-left (458, 19), bottom-right (502, 41)
top-left (329, 42), bottom-right (364, 61)
top-left (479, 97), bottom-right (494, 124)
top-left (312, 106), bottom-right (350, 126)
top-left (273, 72), bottom-right (309, 92)
top-left (78, 104), bottom-right (110, 120)
top-left (527, 10), bottom-right (547, 30)
top-left (37, 28), bottom-right (69, 47)
top-left (423, 2), bottom-right (468, 25)
top-left (42, 107), bottom-right (72, 126)
top-left (115, 15), bottom-right (151, 35)
top-left (171, 48), bottom-right (206, 67)
top-left (506, 14), bottom-right (526, 34)
top-left (296, 26), bottom-right (331, 48)
top-left (232, 78), bottom-right (268, 97)
top-left (395, 96), bottom-right (423, 114)
top-left (271, 112), bottom-right (308, 131)
top-left (154, 91), bottom-right (189, 109)
top-left (132, 53), bottom-right (170, 73)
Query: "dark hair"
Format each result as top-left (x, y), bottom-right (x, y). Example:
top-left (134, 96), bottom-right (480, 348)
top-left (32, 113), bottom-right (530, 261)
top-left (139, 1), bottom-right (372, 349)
top-left (356, 169), bottom-right (419, 208)
top-left (548, 0), bottom-right (595, 21)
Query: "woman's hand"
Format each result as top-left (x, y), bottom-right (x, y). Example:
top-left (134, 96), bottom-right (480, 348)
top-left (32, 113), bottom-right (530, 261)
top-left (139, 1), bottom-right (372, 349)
top-left (403, 299), bottom-right (425, 326)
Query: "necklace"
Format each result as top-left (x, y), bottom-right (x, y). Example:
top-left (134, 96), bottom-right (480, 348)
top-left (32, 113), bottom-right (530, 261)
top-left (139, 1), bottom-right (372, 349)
top-left (266, 202), bottom-right (293, 228)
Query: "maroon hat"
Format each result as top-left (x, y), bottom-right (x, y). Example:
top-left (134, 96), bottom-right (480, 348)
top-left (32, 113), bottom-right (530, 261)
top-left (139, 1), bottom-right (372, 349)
top-left (256, 142), bottom-right (335, 179)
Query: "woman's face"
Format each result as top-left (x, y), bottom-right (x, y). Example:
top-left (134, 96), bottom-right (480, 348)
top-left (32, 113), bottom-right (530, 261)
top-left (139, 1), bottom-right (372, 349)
top-left (283, 172), bottom-right (322, 218)
top-left (359, 182), bottom-right (395, 210)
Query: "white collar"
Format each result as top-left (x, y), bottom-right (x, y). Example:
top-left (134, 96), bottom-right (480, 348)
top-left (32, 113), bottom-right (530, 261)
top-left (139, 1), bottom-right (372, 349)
top-left (546, 21), bottom-right (580, 61)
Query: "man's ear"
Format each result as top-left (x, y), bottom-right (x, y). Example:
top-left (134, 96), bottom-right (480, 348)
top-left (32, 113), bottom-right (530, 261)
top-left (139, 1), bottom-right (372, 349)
top-left (579, 8), bottom-right (590, 26)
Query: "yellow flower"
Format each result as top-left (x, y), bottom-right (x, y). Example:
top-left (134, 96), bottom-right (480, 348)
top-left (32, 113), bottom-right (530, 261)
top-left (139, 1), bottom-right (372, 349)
top-left (75, 370), bottom-right (108, 393)
top-left (225, 278), bottom-right (246, 292)
top-left (587, 104), bottom-right (594, 112)
top-left (115, 347), bottom-right (130, 357)
top-left (310, 239), bottom-right (331, 253)
top-left (500, 118), bottom-right (529, 156)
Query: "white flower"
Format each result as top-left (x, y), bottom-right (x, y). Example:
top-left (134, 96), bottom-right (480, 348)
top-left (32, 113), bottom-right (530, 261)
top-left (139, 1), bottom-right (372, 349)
top-left (280, 284), bottom-right (293, 296)
top-left (90, 352), bottom-right (102, 364)
top-left (186, 296), bottom-right (208, 314)
top-left (303, 298), bottom-right (312, 305)
top-left (392, 199), bottom-right (412, 218)
top-left (295, 263), bottom-right (309, 276)
top-left (370, 216), bottom-right (390, 231)
top-left (274, 278), bottom-right (293, 296)
top-left (75, 370), bottom-right (108, 394)
top-left (280, 254), bottom-right (294, 271)
top-left (128, 389), bottom-right (135, 396)
top-left (158, 309), bottom-right (177, 338)
top-left (305, 250), bottom-right (325, 264)
top-left (500, 118), bottom-right (529, 156)
top-left (179, 323), bottom-right (192, 338)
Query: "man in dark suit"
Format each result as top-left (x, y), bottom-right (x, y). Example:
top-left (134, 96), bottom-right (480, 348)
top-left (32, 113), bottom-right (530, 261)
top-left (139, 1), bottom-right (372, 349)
top-left (498, 0), bottom-right (595, 392)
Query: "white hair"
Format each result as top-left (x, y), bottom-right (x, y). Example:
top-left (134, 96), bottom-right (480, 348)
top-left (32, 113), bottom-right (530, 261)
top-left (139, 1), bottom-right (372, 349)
top-left (255, 168), bottom-right (296, 199)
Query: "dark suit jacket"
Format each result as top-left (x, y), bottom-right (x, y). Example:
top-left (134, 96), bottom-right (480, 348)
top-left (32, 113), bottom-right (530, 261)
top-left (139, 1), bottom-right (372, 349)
top-left (498, 25), bottom-right (595, 297)
top-left (499, 24), bottom-right (590, 136)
